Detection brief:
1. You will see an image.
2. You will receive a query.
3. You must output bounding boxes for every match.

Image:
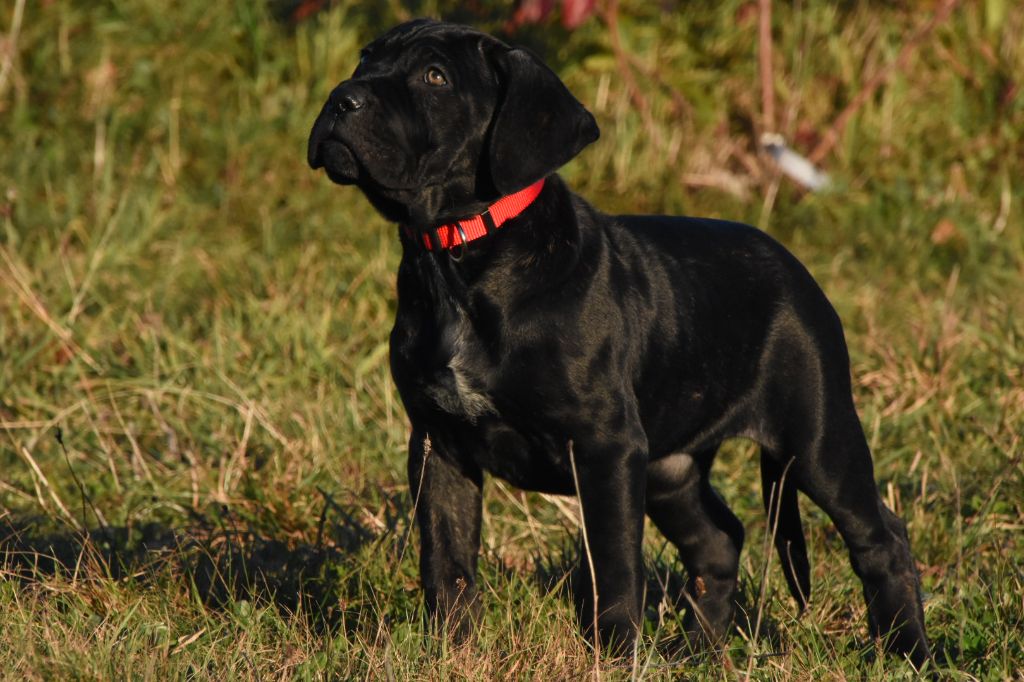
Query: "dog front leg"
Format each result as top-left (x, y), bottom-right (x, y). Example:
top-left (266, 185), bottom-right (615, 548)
top-left (571, 440), bottom-right (647, 656)
top-left (408, 429), bottom-right (483, 642)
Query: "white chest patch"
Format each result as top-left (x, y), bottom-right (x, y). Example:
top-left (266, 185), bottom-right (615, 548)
top-left (423, 319), bottom-right (499, 419)
top-left (447, 326), bottom-right (496, 420)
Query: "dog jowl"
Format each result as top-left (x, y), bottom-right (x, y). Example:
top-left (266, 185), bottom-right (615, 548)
top-left (308, 19), bottom-right (930, 667)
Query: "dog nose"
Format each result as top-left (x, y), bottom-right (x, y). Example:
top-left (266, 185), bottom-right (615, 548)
top-left (333, 82), bottom-right (367, 113)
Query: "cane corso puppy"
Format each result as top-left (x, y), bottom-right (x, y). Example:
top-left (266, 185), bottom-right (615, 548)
top-left (307, 19), bottom-right (930, 666)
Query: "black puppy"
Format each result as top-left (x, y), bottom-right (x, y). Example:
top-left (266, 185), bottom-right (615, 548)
top-left (308, 19), bottom-right (930, 667)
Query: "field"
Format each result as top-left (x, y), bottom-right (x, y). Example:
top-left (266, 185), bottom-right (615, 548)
top-left (1, 0), bottom-right (1022, 678)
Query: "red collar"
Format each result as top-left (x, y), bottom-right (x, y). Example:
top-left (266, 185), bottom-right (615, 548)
top-left (406, 178), bottom-right (545, 253)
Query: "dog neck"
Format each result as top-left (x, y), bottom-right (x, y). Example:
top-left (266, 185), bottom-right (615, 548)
top-left (395, 174), bottom-right (585, 314)
top-left (401, 179), bottom-right (546, 255)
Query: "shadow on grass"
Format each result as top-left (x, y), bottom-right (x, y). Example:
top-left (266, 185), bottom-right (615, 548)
top-left (8, 499), bottom-right (916, 670)
top-left (3, 507), bottom-right (949, 671)
top-left (0, 491), bottom-right (409, 635)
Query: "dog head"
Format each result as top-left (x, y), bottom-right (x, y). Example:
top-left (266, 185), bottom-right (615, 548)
top-left (307, 20), bottom-right (599, 226)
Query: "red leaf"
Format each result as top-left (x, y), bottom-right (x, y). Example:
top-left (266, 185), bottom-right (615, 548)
top-left (513, 0), bottom-right (556, 26)
top-left (560, 0), bottom-right (597, 29)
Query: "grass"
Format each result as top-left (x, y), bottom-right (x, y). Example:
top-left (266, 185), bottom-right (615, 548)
top-left (2, 0), bottom-right (1023, 678)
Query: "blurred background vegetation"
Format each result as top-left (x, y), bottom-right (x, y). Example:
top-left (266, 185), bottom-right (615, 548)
top-left (1, 0), bottom-right (1022, 678)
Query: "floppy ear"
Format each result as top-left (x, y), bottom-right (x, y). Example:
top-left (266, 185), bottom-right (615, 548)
top-left (488, 47), bottom-right (599, 195)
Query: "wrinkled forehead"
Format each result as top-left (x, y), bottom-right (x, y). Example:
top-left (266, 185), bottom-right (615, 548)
top-left (357, 20), bottom-right (503, 74)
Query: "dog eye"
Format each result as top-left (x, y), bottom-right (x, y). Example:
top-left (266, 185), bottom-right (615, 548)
top-left (423, 67), bottom-right (448, 87)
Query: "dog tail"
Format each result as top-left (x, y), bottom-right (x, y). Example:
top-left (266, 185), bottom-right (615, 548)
top-left (759, 452), bottom-right (811, 610)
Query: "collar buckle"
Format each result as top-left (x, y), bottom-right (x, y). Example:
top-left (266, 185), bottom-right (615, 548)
top-left (450, 223), bottom-right (469, 262)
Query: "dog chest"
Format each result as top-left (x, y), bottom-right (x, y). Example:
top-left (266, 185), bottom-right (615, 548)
top-left (419, 318), bottom-right (497, 421)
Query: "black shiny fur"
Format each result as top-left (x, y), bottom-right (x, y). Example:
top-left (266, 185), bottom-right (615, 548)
top-left (307, 19), bottom-right (930, 667)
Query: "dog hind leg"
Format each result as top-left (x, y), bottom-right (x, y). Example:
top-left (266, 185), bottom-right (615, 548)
top-left (646, 448), bottom-right (744, 647)
top-left (759, 450), bottom-right (811, 609)
top-left (782, 409), bottom-right (931, 667)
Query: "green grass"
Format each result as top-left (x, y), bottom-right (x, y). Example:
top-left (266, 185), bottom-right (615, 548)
top-left (2, 0), bottom-right (1022, 678)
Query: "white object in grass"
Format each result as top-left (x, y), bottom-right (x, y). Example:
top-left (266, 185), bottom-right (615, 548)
top-left (760, 133), bottom-right (831, 191)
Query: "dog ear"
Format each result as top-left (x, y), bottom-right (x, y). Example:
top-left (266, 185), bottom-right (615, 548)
top-left (488, 47), bottom-right (599, 196)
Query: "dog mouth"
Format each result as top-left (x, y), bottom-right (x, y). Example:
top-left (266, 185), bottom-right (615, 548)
top-left (307, 107), bottom-right (361, 184)
top-left (315, 139), bottom-right (361, 185)
top-left (311, 135), bottom-right (440, 194)
top-left (312, 139), bottom-right (422, 191)
top-left (308, 109), bottom-right (444, 197)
